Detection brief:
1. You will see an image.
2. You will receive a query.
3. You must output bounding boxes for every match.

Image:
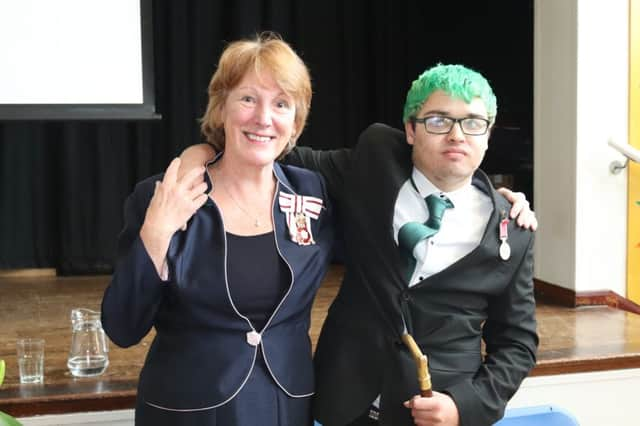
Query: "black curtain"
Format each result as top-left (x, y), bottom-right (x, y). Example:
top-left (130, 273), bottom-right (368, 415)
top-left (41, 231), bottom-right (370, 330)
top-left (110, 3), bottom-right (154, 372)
top-left (0, 0), bottom-right (533, 273)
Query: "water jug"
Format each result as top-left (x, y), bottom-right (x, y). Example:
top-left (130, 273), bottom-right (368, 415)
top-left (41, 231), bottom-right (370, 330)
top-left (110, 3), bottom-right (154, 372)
top-left (67, 308), bottom-right (109, 377)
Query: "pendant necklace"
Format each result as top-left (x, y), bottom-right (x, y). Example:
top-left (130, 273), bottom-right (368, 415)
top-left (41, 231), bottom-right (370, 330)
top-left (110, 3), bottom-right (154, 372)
top-left (217, 174), bottom-right (263, 228)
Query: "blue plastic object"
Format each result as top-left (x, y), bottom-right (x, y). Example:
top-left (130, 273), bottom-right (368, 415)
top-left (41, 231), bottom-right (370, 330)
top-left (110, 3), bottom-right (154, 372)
top-left (493, 405), bottom-right (579, 426)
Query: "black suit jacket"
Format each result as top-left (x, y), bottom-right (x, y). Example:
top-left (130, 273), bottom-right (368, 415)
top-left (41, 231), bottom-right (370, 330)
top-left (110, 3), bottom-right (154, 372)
top-left (289, 123), bottom-right (538, 426)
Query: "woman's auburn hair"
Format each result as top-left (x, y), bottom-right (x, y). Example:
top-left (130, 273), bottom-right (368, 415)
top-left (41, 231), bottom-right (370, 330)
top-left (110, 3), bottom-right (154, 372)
top-left (200, 32), bottom-right (312, 158)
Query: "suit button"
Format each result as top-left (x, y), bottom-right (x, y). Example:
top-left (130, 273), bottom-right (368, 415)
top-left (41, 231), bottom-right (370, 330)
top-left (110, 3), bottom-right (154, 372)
top-left (246, 331), bottom-right (261, 346)
top-left (403, 291), bottom-right (410, 301)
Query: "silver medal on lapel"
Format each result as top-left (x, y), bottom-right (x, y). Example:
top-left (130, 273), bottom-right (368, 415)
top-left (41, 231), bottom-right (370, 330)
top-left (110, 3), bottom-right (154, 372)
top-left (499, 211), bottom-right (511, 261)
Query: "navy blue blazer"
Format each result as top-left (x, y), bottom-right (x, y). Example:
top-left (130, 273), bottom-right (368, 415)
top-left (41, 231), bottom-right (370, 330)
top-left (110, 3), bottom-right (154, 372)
top-left (101, 161), bottom-right (334, 411)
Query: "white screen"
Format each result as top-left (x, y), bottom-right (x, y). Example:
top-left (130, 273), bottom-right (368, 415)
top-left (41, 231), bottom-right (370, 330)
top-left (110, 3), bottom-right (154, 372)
top-left (0, 0), bottom-right (143, 105)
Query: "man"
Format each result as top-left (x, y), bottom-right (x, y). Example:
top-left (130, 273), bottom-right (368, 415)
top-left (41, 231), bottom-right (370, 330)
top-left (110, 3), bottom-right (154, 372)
top-left (179, 64), bottom-right (537, 426)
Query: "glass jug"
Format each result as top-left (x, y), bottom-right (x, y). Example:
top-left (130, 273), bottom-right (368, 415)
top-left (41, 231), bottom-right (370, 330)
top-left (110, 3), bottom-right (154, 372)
top-left (67, 308), bottom-right (109, 377)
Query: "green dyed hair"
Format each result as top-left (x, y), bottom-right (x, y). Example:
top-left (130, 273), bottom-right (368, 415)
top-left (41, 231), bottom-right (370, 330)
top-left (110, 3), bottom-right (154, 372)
top-left (402, 63), bottom-right (497, 124)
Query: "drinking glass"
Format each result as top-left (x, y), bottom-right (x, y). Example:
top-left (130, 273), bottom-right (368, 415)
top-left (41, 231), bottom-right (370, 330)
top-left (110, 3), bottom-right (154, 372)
top-left (16, 338), bottom-right (44, 384)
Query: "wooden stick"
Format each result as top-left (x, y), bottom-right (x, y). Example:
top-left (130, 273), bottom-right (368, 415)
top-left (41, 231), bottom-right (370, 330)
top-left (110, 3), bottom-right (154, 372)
top-left (401, 333), bottom-right (433, 397)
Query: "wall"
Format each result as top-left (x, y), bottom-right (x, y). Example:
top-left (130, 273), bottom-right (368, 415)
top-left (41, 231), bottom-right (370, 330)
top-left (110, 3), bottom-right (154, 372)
top-left (508, 368), bottom-right (640, 426)
top-left (534, 0), bottom-right (629, 295)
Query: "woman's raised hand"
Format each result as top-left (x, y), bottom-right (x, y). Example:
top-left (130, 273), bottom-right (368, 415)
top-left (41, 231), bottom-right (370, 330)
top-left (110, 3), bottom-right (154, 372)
top-left (139, 158), bottom-right (208, 275)
top-left (144, 158), bottom-right (208, 237)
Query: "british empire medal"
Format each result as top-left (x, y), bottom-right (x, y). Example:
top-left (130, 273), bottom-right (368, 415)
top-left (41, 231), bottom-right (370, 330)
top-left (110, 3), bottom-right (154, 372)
top-left (293, 212), bottom-right (313, 245)
top-left (499, 212), bottom-right (511, 261)
top-left (278, 192), bottom-right (322, 246)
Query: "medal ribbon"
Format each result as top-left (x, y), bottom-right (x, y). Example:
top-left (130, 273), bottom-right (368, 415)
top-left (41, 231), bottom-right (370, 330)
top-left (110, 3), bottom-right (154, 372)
top-left (500, 218), bottom-right (509, 240)
top-left (278, 192), bottom-right (323, 218)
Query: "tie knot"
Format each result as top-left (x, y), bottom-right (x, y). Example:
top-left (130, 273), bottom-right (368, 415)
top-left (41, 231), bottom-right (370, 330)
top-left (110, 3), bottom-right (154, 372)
top-left (397, 193), bottom-right (454, 258)
top-left (425, 193), bottom-right (453, 228)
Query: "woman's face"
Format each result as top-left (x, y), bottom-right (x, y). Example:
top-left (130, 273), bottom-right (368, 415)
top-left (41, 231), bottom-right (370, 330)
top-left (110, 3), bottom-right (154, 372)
top-left (221, 70), bottom-right (296, 167)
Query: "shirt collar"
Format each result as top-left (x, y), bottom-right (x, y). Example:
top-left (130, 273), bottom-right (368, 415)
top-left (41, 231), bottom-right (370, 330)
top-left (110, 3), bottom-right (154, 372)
top-left (411, 168), bottom-right (472, 207)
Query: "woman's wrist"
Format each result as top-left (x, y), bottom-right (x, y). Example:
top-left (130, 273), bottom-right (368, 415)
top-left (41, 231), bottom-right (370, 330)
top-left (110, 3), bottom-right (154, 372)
top-left (139, 222), bottom-right (172, 277)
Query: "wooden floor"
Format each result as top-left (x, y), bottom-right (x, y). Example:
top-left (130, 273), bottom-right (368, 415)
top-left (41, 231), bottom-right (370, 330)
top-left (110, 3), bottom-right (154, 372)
top-left (1, 265), bottom-right (640, 416)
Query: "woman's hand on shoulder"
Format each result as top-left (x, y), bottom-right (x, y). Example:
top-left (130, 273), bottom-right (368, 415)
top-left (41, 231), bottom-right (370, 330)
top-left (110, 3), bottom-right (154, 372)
top-left (178, 143), bottom-right (217, 180)
top-left (497, 187), bottom-right (537, 231)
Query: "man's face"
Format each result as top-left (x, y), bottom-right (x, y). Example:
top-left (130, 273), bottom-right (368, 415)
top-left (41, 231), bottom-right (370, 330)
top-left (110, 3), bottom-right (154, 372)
top-left (405, 90), bottom-right (490, 192)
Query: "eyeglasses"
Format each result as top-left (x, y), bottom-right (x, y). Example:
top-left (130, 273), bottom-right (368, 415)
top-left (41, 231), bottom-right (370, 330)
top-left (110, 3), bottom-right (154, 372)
top-left (412, 115), bottom-right (491, 136)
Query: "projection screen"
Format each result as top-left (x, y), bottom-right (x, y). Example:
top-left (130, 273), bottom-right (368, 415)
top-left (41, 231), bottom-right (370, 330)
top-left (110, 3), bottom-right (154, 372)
top-left (0, 0), bottom-right (157, 120)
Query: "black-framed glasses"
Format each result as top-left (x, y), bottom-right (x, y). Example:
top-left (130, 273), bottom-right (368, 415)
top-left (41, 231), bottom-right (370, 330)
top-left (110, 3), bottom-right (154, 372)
top-left (412, 115), bottom-right (491, 136)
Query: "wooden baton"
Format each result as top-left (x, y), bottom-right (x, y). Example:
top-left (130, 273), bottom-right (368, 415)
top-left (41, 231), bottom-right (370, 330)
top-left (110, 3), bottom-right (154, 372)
top-left (401, 333), bottom-right (433, 397)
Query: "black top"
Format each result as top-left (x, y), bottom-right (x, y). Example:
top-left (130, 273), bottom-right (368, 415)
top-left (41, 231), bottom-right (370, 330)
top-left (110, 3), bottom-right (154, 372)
top-left (226, 231), bottom-right (290, 331)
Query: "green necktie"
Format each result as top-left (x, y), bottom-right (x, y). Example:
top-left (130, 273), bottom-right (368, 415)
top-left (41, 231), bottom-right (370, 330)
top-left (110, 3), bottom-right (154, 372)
top-left (398, 193), bottom-right (454, 280)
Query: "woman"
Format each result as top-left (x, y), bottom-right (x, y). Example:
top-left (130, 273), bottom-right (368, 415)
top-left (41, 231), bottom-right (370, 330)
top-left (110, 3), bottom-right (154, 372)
top-left (101, 33), bottom-right (333, 425)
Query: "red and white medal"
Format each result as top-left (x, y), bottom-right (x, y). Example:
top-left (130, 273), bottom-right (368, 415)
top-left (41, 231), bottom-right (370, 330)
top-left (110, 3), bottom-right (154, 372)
top-left (278, 192), bottom-right (323, 246)
top-left (499, 212), bottom-right (511, 261)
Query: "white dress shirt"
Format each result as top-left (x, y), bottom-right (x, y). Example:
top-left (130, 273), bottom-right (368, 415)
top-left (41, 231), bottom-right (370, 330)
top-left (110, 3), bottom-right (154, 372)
top-left (393, 168), bottom-right (492, 287)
